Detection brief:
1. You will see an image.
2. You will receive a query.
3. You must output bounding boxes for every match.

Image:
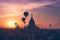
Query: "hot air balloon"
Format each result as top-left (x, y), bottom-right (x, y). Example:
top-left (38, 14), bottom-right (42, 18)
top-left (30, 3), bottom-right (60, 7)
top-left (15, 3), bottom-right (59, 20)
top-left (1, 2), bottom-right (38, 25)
top-left (24, 12), bottom-right (29, 17)
top-left (15, 23), bottom-right (17, 25)
top-left (22, 17), bottom-right (26, 23)
top-left (49, 24), bottom-right (52, 27)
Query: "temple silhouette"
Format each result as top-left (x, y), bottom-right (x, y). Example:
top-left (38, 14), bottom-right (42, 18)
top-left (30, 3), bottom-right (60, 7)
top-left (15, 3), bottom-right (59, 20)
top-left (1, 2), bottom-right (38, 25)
top-left (15, 13), bottom-right (39, 30)
top-left (0, 12), bottom-right (60, 40)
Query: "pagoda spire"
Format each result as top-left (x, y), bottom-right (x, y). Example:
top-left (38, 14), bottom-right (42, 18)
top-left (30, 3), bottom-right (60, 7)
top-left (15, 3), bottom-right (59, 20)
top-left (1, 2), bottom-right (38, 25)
top-left (31, 13), bottom-right (33, 18)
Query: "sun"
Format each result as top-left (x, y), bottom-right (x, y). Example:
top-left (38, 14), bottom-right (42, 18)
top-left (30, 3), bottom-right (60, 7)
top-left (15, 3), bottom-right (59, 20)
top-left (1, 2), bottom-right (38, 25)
top-left (6, 20), bottom-right (16, 28)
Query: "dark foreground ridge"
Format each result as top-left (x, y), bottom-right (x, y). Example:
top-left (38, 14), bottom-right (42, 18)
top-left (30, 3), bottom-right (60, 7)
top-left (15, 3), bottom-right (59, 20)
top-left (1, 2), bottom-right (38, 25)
top-left (0, 28), bottom-right (60, 40)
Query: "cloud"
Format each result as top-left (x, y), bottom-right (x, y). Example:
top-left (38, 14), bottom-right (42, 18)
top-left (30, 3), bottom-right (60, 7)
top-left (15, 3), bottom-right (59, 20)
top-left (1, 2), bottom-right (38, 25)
top-left (0, 1), bottom-right (56, 17)
top-left (0, 0), bottom-right (20, 3)
top-left (0, 0), bottom-right (60, 28)
top-left (30, 2), bottom-right (60, 27)
top-left (53, 1), bottom-right (60, 7)
top-left (0, 0), bottom-right (59, 4)
top-left (0, 0), bottom-right (42, 3)
top-left (31, 4), bottom-right (60, 20)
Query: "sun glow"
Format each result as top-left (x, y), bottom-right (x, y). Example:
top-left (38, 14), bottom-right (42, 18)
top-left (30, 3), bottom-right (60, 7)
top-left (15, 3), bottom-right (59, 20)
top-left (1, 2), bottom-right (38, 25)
top-left (6, 20), bottom-right (16, 28)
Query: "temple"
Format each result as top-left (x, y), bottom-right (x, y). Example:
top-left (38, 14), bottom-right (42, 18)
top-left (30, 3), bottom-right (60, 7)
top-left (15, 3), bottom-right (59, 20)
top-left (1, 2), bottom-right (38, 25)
top-left (27, 13), bottom-right (37, 29)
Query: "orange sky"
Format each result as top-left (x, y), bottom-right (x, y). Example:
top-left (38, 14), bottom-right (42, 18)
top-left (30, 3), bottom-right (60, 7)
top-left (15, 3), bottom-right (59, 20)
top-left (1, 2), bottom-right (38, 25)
top-left (0, 0), bottom-right (60, 29)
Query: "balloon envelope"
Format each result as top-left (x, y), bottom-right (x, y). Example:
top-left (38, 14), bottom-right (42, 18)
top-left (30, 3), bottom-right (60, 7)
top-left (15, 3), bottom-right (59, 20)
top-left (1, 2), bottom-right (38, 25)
top-left (24, 12), bottom-right (29, 17)
top-left (15, 23), bottom-right (17, 25)
top-left (22, 18), bottom-right (26, 23)
top-left (49, 24), bottom-right (52, 27)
